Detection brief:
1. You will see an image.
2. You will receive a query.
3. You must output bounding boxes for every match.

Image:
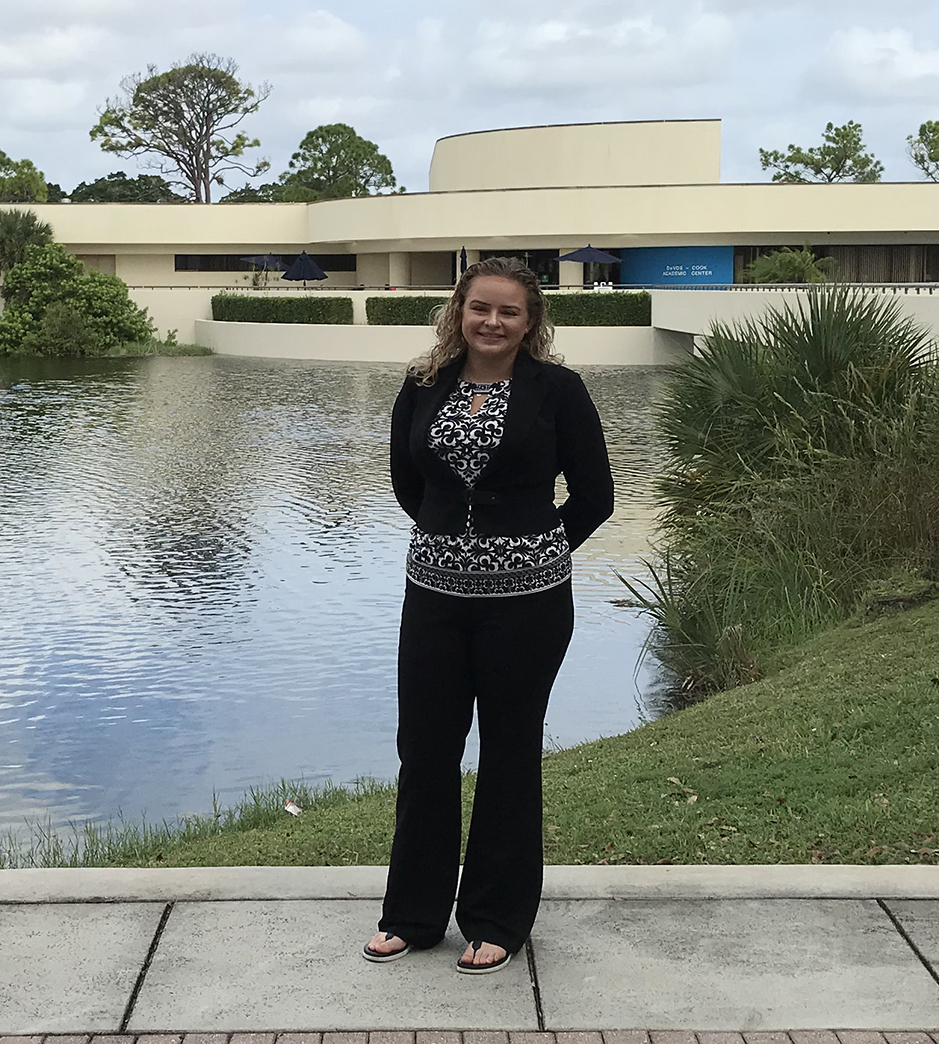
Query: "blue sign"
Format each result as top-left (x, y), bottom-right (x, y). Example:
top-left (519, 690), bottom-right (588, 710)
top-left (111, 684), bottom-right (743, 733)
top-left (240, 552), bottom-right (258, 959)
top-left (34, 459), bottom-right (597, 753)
top-left (620, 246), bottom-right (734, 286)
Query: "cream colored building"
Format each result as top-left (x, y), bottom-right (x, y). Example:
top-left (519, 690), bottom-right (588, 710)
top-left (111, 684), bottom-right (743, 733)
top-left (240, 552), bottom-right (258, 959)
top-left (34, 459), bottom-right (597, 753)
top-left (6, 119), bottom-right (939, 359)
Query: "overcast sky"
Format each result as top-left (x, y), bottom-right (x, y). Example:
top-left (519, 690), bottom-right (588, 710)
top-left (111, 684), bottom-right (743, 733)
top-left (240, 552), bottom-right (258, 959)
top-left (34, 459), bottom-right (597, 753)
top-left (1, 0), bottom-right (938, 196)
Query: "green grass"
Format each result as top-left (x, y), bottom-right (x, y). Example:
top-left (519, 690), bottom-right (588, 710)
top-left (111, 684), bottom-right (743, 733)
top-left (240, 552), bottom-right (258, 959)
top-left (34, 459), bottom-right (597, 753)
top-left (4, 597), bottom-right (938, 870)
top-left (104, 340), bottom-right (213, 357)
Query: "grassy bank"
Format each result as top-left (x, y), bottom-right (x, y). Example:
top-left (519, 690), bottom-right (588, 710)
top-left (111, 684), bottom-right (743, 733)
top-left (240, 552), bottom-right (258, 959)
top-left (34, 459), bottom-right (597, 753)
top-left (4, 594), bottom-right (937, 869)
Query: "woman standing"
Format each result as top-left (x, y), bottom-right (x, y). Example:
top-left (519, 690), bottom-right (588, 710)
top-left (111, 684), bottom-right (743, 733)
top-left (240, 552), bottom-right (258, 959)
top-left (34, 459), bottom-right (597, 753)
top-left (364, 257), bottom-right (614, 973)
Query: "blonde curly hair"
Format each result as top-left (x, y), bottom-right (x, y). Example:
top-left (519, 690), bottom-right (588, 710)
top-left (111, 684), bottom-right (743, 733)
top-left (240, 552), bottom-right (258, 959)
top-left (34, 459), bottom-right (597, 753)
top-left (408, 256), bottom-right (561, 385)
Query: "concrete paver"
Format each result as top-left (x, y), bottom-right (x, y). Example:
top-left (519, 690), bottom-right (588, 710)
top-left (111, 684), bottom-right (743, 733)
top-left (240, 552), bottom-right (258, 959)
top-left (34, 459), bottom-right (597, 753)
top-left (883, 902), bottom-right (939, 966)
top-left (128, 902), bottom-right (537, 1032)
top-left (3, 867), bottom-right (939, 1036)
top-left (531, 899), bottom-right (939, 1030)
top-left (0, 903), bottom-right (166, 1035)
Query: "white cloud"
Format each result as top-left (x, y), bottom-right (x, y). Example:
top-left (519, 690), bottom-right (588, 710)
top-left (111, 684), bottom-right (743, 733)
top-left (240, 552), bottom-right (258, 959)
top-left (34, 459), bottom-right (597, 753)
top-left (0, 26), bottom-right (115, 80)
top-left (1, 0), bottom-right (938, 192)
top-left (2, 78), bottom-right (91, 132)
top-left (466, 8), bottom-right (734, 94)
top-left (823, 27), bottom-right (939, 102)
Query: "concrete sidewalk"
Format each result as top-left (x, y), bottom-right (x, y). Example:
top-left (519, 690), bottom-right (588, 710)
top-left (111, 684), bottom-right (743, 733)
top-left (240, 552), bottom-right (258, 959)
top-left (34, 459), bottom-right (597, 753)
top-left (1, 866), bottom-right (938, 1035)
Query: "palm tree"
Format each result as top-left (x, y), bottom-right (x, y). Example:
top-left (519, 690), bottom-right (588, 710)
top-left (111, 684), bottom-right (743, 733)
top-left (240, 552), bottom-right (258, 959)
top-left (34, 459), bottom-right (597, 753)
top-left (0, 208), bottom-right (54, 277)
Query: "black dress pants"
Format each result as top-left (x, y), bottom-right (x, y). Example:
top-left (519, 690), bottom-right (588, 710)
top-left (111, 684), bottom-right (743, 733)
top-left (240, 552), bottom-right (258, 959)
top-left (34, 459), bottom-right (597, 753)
top-left (378, 577), bottom-right (575, 954)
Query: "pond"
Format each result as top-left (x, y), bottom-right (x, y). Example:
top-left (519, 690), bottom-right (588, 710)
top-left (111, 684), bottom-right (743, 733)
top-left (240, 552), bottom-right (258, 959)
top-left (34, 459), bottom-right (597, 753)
top-left (0, 354), bottom-right (669, 848)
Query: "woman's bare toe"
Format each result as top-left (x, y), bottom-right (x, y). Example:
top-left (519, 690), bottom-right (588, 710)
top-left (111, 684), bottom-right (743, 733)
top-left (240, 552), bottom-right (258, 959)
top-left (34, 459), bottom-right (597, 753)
top-left (367, 931), bottom-right (407, 954)
top-left (461, 940), bottom-right (506, 965)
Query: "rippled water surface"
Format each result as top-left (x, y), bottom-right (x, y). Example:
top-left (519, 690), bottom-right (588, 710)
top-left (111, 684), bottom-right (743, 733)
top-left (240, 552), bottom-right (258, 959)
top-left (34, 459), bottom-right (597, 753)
top-left (0, 355), bottom-right (668, 846)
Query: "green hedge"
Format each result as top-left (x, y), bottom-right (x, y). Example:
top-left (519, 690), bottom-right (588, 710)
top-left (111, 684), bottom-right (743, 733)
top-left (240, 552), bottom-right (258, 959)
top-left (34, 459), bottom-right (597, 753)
top-left (211, 294), bottom-right (353, 324)
top-left (364, 292), bottom-right (651, 327)
top-left (546, 291), bottom-right (651, 327)
top-left (366, 296), bottom-right (449, 325)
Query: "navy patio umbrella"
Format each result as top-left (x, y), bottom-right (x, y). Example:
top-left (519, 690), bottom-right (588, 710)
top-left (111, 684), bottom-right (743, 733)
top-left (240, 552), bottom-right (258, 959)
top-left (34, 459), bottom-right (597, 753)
top-left (240, 253), bottom-right (287, 270)
top-left (460, 246), bottom-right (468, 274)
top-left (281, 252), bottom-right (328, 286)
top-left (556, 245), bottom-right (621, 265)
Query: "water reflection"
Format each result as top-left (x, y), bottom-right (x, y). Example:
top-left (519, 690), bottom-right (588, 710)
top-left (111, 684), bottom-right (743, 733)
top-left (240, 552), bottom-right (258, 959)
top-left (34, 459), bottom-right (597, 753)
top-left (0, 355), bottom-right (668, 847)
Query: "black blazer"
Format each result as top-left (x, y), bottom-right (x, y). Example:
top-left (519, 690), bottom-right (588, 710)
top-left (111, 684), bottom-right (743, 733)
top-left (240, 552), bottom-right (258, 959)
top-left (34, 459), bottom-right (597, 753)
top-left (390, 350), bottom-right (614, 552)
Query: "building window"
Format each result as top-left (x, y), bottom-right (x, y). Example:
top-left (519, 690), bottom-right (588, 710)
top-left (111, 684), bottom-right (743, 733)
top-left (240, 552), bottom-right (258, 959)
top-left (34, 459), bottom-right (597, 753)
top-left (480, 249), bottom-right (559, 287)
top-left (734, 244), bottom-right (938, 284)
top-left (174, 254), bottom-right (356, 272)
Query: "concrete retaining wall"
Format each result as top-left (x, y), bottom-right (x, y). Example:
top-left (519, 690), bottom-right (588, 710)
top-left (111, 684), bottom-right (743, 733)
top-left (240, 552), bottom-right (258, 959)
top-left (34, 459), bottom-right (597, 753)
top-left (652, 287), bottom-right (939, 340)
top-left (194, 320), bottom-right (690, 365)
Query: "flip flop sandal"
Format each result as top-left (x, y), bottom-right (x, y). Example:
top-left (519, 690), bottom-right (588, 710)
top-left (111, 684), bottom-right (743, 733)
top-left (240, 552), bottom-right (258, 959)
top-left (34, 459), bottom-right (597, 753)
top-left (362, 933), bottom-right (411, 962)
top-left (456, 940), bottom-right (512, 974)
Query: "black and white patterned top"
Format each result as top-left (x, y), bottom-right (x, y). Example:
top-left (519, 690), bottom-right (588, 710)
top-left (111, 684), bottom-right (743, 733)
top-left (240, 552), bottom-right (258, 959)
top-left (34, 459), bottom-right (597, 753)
top-left (406, 378), bottom-right (572, 597)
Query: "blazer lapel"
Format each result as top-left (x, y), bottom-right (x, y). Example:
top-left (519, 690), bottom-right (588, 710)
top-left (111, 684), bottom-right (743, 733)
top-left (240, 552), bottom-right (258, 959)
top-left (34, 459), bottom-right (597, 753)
top-left (410, 357), bottom-right (463, 483)
top-left (475, 350), bottom-right (547, 483)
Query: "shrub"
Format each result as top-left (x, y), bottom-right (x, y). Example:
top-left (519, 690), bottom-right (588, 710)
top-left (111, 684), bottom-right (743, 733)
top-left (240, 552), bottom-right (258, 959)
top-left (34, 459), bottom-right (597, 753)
top-left (363, 292), bottom-right (651, 327)
top-left (0, 305), bottom-right (36, 355)
top-left (21, 301), bottom-right (98, 356)
top-left (743, 243), bottom-right (833, 284)
top-left (212, 293), bottom-right (353, 324)
top-left (366, 296), bottom-right (448, 325)
top-left (622, 286), bottom-right (939, 698)
top-left (545, 292), bottom-right (650, 326)
top-left (655, 286), bottom-right (936, 523)
top-left (0, 242), bottom-right (153, 355)
top-left (1, 241), bottom-right (83, 310)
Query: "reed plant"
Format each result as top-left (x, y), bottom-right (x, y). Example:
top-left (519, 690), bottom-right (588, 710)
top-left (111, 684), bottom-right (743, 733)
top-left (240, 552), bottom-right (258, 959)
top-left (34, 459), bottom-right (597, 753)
top-left (622, 286), bottom-right (939, 697)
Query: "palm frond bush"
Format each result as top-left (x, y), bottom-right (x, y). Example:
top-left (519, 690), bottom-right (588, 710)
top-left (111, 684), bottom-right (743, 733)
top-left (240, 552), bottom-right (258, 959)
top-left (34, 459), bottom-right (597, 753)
top-left (0, 207), bottom-right (53, 276)
top-left (627, 286), bottom-right (939, 697)
top-left (742, 243), bottom-right (833, 284)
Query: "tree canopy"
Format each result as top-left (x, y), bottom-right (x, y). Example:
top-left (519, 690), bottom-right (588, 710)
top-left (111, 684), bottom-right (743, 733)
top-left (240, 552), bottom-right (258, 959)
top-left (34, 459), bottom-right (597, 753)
top-left (906, 121), bottom-right (939, 182)
top-left (759, 121), bottom-right (884, 183)
top-left (218, 182), bottom-right (284, 203)
top-left (90, 53), bottom-right (271, 203)
top-left (70, 172), bottom-right (187, 203)
top-left (0, 150), bottom-right (48, 202)
top-left (282, 123), bottom-right (399, 200)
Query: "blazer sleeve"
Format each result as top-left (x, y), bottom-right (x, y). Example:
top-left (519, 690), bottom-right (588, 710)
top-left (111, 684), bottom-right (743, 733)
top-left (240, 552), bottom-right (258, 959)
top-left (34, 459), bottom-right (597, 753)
top-left (555, 371), bottom-right (615, 552)
top-left (390, 374), bottom-right (424, 523)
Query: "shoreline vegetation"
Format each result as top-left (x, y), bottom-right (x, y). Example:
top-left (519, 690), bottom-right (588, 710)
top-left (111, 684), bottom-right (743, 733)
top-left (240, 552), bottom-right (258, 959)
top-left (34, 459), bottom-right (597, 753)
top-left (103, 339), bottom-right (212, 357)
top-left (2, 285), bottom-right (937, 871)
top-left (0, 213), bottom-right (213, 359)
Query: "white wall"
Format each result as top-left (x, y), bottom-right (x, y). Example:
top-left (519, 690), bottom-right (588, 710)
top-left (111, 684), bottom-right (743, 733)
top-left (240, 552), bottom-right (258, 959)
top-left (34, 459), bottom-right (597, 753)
top-left (652, 288), bottom-right (939, 341)
top-left (195, 321), bottom-right (436, 362)
top-left (195, 320), bottom-right (686, 365)
top-left (18, 177), bottom-right (939, 263)
top-left (429, 120), bottom-right (722, 191)
top-left (131, 288), bottom-right (216, 342)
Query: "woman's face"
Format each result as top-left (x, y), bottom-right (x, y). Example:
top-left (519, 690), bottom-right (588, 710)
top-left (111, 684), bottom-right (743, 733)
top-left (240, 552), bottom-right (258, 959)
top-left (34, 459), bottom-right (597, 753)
top-left (461, 275), bottom-right (532, 364)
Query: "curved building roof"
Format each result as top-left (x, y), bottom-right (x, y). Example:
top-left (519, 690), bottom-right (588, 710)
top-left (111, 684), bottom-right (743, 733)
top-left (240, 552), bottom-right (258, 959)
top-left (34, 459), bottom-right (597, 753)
top-left (428, 119), bottom-right (722, 191)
